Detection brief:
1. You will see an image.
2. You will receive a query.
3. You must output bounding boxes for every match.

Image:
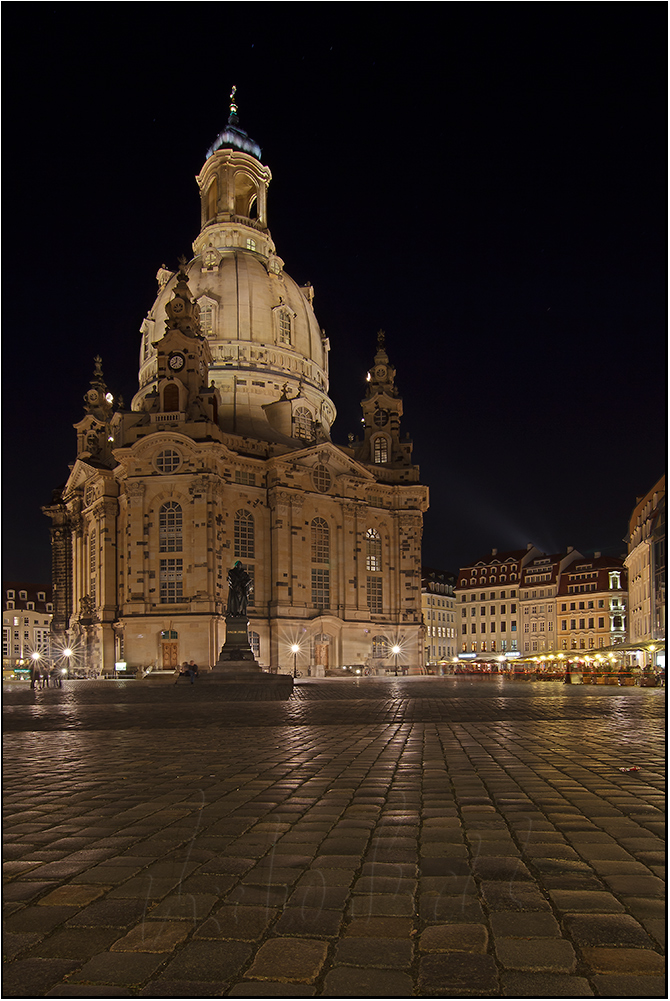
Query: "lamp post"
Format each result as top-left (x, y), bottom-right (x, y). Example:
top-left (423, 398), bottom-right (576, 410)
top-left (291, 643), bottom-right (300, 679)
top-left (392, 644), bottom-right (400, 676)
top-left (31, 650), bottom-right (41, 689)
top-left (63, 647), bottom-right (72, 680)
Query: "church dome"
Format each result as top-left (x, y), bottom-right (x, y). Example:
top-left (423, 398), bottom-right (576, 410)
top-left (132, 97), bottom-right (335, 446)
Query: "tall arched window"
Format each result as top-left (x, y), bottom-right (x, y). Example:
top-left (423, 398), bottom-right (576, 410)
top-left (277, 308), bottom-right (292, 345)
top-left (311, 518), bottom-right (329, 563)
top-left (234, 510), bottom-right (255, 559)
top-left (89, 529), bottom-right (97, 605)
top-left (198, 299), bottom-right (215, 337)
top-left (160, 502), bottom-right (182, 553)
top-left (206, 176), bottom-right (218, 221)
top-left (311, 517), bottom-right (330, 608)
top-left (373, 436), bottom-right (389, 464)
top-left (365, 528), bottom-right (381, 571)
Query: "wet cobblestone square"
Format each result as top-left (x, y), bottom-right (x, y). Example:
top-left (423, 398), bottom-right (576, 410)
top-left (3, 677), bottom-right (665, 997)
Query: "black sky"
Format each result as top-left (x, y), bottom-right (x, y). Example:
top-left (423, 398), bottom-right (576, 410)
top-left (3, 5), bottom-right (666, 584)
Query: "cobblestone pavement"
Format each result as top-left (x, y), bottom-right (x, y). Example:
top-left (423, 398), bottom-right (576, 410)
top-left (2, 677), bottom-right (665, 998)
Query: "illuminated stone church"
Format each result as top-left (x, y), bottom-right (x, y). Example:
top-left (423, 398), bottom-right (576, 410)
top-left (45, 94), bottom-right (428, 676)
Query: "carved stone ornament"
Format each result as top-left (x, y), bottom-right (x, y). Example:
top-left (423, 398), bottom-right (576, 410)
top-left (189, 476), bottom-right (211, 496)
top-left (124, 481), bottom-right (146, 500)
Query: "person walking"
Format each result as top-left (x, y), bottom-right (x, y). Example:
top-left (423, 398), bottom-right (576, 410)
top-left (188, 660), bottom-right (198, 684)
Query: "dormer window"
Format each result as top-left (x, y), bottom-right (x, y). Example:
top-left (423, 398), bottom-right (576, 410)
top-left (7, 590), bottom-right (14, 599)
top-left (27, 602), bottom-right (34, 611)
top-left (37, 592), bottom-right (45, 601)
top-left (293, 407), bottom-right (314, 442)
top-left (19, 590), bottom-right (27, 600)
top-left (246, 238), bottom-right (256, 251)
top-left (277, 308), bottom-right (292, 346)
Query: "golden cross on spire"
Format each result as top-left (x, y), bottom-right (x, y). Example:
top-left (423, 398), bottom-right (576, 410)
top-left (229, 85), bottom-right (238, 117)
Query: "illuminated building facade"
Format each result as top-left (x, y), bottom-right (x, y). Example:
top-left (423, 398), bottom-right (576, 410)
top-left (2, 584), bottom-right (53, 675)
top-left (555, 555), bottom-right (627, 651)
top-left (625, 476), bottom-right (665, 646)
top-left (44, 96), bottom-right (428, 675)
top-left (421, 567), bottom-right (457, 666)
top-left (455, 546), bottom-right (543, 656)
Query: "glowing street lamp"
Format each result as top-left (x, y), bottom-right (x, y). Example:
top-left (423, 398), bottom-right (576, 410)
top-left (392, 644), bottom-right (401, 676)
top-left (291, 643), bottom-right (300, 678)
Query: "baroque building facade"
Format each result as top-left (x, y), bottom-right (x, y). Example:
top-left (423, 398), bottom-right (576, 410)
top-left (624, 476), bottom-right (665, 647)
top-left (44, 99), bottom-right (428, 676)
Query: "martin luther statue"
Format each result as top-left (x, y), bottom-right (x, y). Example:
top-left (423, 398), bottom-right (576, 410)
top-left (227, 561), bottom-right (253, 618)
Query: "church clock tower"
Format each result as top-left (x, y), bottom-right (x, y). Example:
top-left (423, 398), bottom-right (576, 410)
top-left (353, 330), bottom-right (416, 477)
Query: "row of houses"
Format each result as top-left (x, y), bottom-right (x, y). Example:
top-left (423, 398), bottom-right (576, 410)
top-left (422, 475), bottom-right (665, 671)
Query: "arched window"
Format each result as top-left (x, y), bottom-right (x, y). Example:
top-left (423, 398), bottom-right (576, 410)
top-left (206, 176), bottom-right (218, 221)
top-left (372, 635), bottom-right (388, 659)
top-left (365, 529), bottom-right (381, 571)
top-left (163, 382), bottom-right (180, 412)
top-left (277, 308), bottom-right (292, 345)
top-left (373, 436), bottom-right (389, 464)
top-left (293, 407), bottom-right (314, 442)
top-left (234, 510), bottom-right (254, 559)
top-left (311, 518), bottom-right (329, 563)
top-left (311, 518), bottom-right (330, 607)
top-left (198, 299), bottom-right (215, 337)
top-left (160, 502), bottom-right (182, 553)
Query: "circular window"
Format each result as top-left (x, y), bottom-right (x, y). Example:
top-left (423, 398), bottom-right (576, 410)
top-left (374, 409), bottom-right (389, 427)
top-left (312, 464), bottom-right (331, 493)
top-left (155, 449), bottom-right (181, 474)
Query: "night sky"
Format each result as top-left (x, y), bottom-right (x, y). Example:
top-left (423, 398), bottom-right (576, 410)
top-left (4, 6), bottom-right (666, 585)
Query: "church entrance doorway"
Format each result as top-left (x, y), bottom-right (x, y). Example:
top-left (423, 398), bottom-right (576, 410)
top-left (313, 633), bottom-right (331, 675)
top-left (160, 629), bottom-right (179, 669)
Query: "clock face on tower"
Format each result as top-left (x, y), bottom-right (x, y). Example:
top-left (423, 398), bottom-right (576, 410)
top-left (375, 366), bottom-right (387, 379)
top-left (168, 352), bottom-right (185, 372)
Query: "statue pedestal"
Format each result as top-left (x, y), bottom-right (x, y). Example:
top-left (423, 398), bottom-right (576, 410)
top-left (211, 615), bottom-right (261, 674)
top-left (201, 615), bottom-right (293, 698)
